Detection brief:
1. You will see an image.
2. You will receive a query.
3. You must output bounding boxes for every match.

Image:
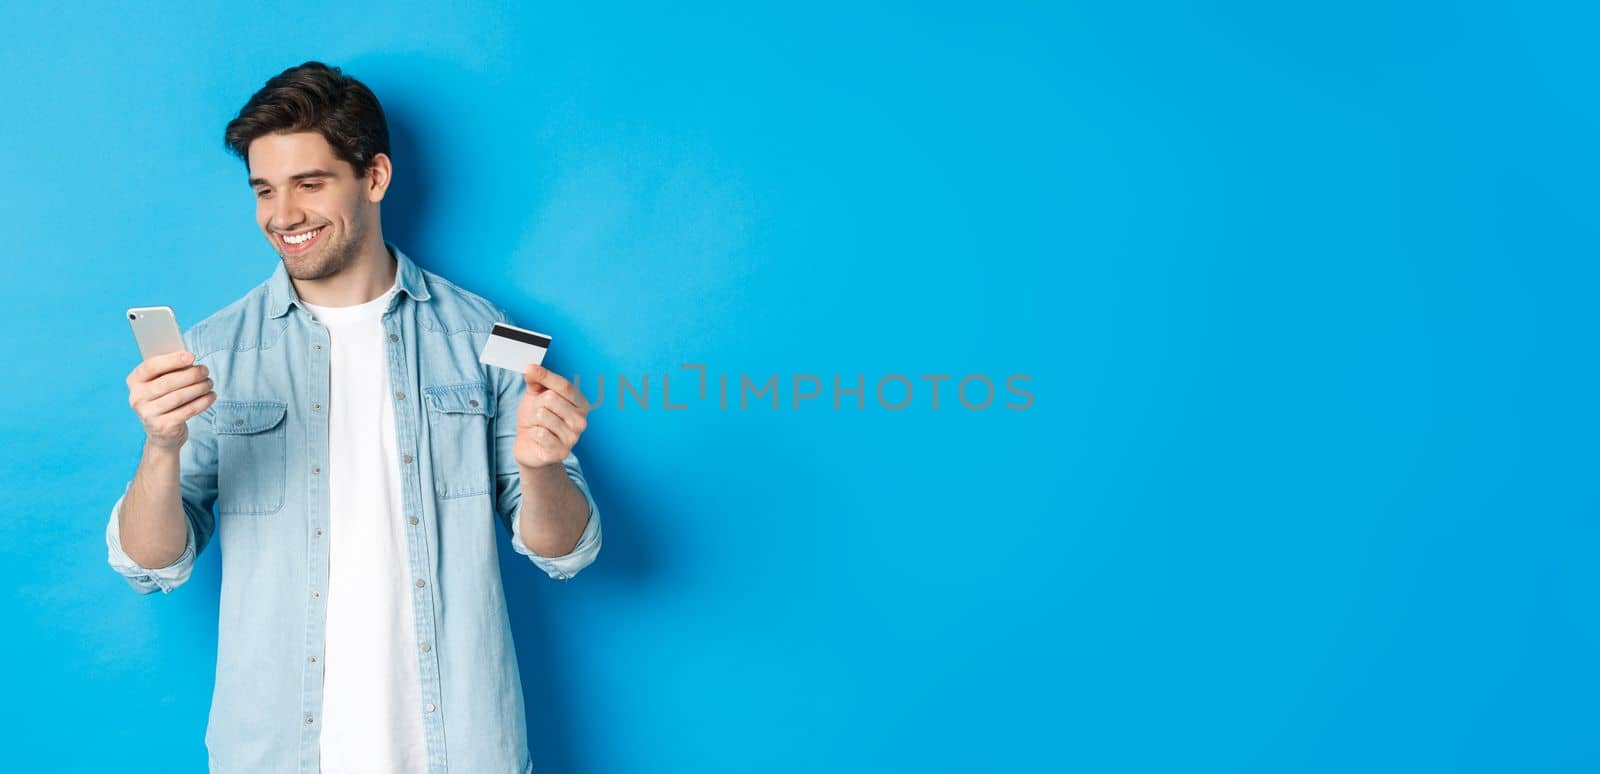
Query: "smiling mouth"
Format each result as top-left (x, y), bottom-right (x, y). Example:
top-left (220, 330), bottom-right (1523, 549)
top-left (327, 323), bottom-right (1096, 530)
top-left (278, 226), bottom-right (325, 253)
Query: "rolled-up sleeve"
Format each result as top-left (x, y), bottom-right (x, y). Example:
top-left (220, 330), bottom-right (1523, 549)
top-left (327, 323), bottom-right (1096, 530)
top-left (508, 452), bottom-right (602, 581)
top-left (106, 479), bottom-right (198, 594)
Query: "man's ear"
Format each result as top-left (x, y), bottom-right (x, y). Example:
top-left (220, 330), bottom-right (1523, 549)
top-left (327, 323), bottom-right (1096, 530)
top-left (365, 152), bottom-right (393, 203)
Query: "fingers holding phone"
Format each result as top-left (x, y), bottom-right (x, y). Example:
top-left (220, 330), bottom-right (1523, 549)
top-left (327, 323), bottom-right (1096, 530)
top-left (127, 350), bottom-right (215, 449)
top-left (126, 306), bottom-right (215, 450)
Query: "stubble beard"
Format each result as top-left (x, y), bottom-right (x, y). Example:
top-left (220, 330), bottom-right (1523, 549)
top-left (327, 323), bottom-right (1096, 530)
top-left (282, 221), bottom-right (360, 282)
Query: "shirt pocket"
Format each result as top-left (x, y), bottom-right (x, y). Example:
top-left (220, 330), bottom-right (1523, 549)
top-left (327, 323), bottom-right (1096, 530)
top-left (213, 399), bottom-right (289, 515)
top-left (423, 381), bottom-right (493, 499)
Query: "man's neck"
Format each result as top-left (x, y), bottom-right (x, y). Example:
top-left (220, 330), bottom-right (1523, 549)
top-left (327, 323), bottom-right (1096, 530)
top-left (293, 238), bottom-right (396, 308)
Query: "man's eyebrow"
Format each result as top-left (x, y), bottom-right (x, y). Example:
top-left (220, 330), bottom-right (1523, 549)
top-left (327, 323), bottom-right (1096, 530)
top-left (248, 169), bottom-right (337, 187)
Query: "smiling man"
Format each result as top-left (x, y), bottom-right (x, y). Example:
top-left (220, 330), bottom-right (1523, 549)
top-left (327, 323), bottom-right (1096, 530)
top-left (104, 61), bottom-right (601, 774)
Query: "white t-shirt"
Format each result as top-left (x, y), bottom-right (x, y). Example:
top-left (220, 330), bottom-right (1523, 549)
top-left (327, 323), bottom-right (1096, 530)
top-left (302, 278), bottom-right (428, 774)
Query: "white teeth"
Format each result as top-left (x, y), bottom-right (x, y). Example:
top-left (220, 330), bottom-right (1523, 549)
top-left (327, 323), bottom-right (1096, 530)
top-left (284, 228), bottom-right (320, 245)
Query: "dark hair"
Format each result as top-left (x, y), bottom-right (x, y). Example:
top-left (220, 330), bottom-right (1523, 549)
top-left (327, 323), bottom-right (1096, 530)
top-left (224, 61), bottom-right (390, 178)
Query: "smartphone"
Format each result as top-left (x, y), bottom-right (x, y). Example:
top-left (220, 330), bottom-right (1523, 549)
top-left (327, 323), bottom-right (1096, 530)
top-left (127, 306), bottom-right (185, 361)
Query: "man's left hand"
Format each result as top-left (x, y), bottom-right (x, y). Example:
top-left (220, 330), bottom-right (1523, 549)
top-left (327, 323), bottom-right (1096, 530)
top-left (514, 365), bottom-right (591, 469)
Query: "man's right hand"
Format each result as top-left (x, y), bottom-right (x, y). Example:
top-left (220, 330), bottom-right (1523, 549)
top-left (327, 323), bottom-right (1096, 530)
top-left (128, 350), bottom-right (215, 450)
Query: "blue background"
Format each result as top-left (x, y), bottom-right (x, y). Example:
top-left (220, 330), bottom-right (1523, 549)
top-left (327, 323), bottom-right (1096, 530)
top-left (1, 1), bottom-right (1594, 771)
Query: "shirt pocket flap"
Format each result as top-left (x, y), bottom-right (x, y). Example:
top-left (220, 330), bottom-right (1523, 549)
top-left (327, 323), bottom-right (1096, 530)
top-left (424, 381), bottom-right (492, 416)
top-left (214, 400), bottom-right (289, 435)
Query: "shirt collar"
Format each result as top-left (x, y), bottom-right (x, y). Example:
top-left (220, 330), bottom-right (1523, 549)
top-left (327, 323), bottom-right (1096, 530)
top-left (267, 241), bottom-right (431, 319)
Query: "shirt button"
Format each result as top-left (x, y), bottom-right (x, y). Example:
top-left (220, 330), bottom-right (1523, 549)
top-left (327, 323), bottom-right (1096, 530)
top-left (419, 642), bottom-right (431, 653)
top-left (305, 715), bottom-right (315, 725)
top-left (312, 402), bottom-right (321, 410)
top-left (312, 465), bottom-right (320, 474)
top-left (233, 419), bottom-right (244, 427)
top-left (314, 344), bottom-right (322, 351)
top-left (408, 516), bottom-right (419, 526)
top-left (403, 454), bottom-right (413, 464)
top-left (395, 390), bottom-right (405, 400)
top-left (311, 589), bottom-right (321, 598)
top-left (308, 655), bottom-right (317, 663)
top-left (314, 528), bottom-right (323, 537)
top-left (425, 703), bottom-right (436, 713)
top-left (415, 579), bottom-right (426, 588)
top-left (390, 334), bottom-right (399, 342)
top-left (468, 399), bottom-right (478, 407)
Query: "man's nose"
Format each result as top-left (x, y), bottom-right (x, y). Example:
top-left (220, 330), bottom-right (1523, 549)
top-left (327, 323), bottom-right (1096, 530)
top-left (270, 193), bottom-right (304, 230)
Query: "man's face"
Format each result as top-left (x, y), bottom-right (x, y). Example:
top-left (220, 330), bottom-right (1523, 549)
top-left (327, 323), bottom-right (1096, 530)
top-left (248, 131), bottom-right (386, 281)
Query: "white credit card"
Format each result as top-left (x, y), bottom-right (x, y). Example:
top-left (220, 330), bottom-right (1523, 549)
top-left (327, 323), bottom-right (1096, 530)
top-left (479, 322), bottom-right (552, 373)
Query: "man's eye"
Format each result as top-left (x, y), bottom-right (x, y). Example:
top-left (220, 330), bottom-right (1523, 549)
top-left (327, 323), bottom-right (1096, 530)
top-left (255, 190), bottom-right (271, 198)
top-left (302, 182), bottom-right (322, 191)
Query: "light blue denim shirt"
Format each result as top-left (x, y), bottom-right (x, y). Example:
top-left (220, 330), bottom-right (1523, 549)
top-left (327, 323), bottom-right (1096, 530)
top-left (104, 242), bottom-right (601, 774)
